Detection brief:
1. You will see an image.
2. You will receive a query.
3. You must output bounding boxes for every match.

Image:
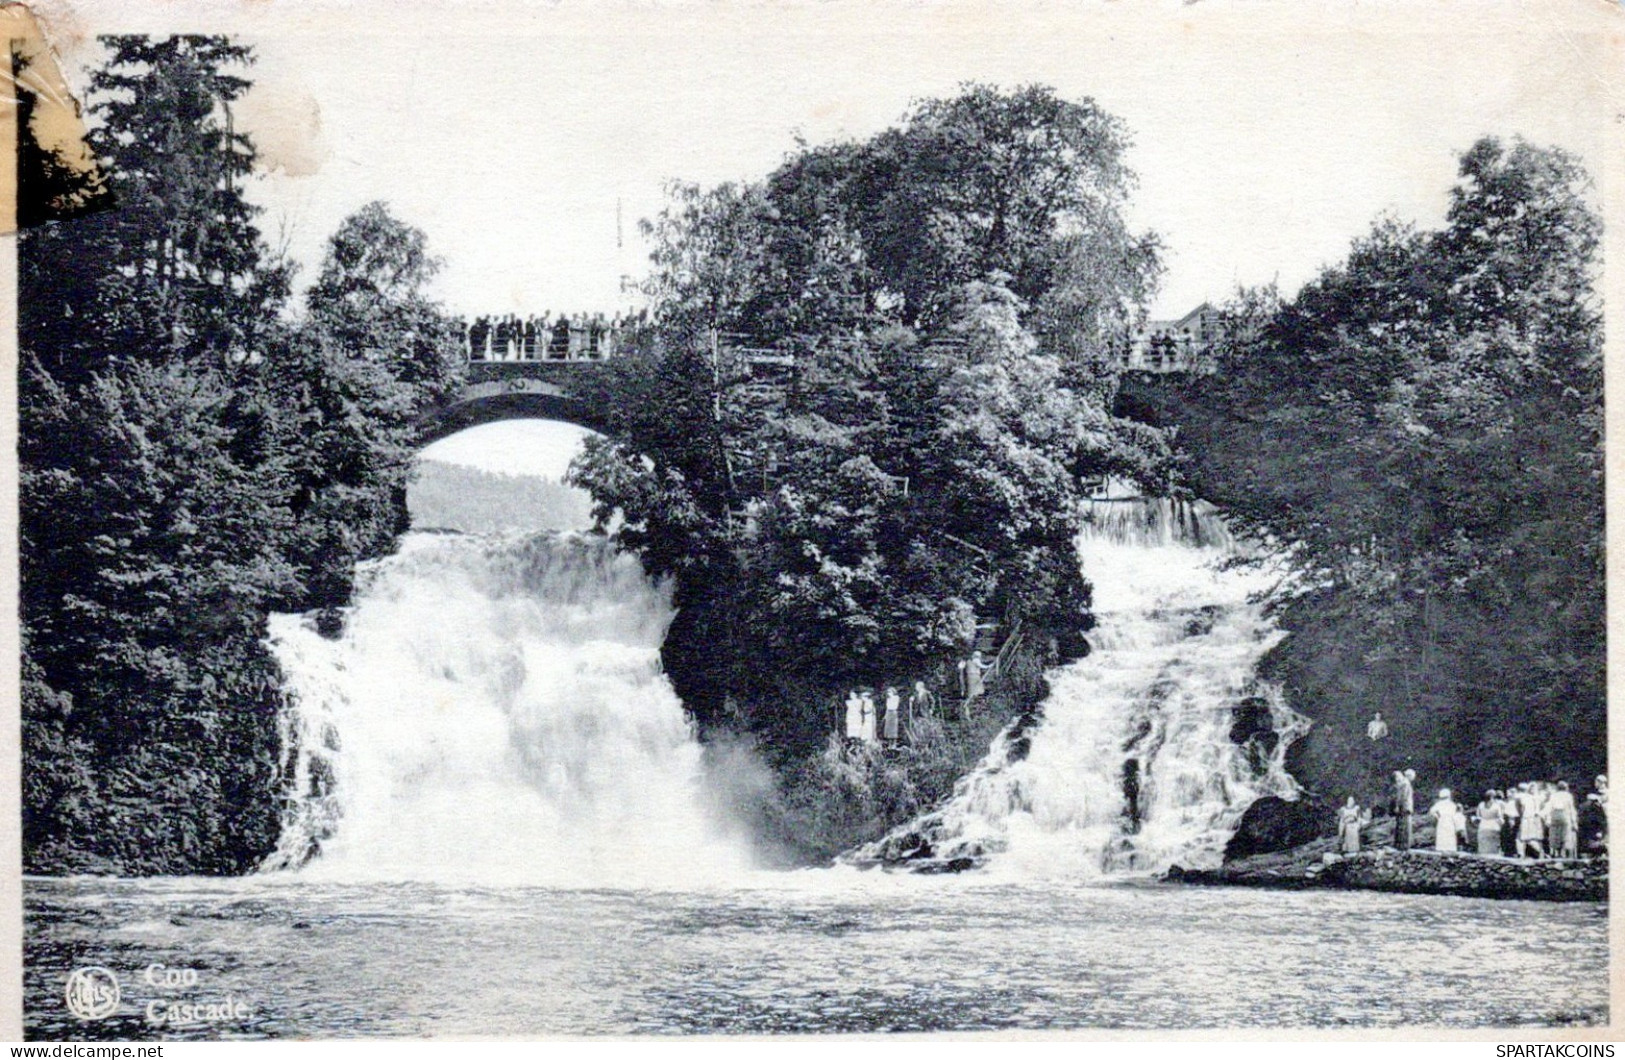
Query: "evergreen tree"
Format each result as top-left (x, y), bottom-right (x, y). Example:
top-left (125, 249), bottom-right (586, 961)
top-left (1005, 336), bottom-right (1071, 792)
top-left (22, 359), bottom-right (295, 871)
top-left (22, 35), bottom-right (287, 386)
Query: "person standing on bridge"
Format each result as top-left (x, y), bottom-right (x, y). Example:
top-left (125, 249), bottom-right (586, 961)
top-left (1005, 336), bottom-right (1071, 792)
top-left (589, 313), bottom-right (606, 359)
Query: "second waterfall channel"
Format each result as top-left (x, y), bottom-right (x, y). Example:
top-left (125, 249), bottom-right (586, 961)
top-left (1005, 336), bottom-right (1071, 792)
top-left (857, 493), bottom-right (1310, 877)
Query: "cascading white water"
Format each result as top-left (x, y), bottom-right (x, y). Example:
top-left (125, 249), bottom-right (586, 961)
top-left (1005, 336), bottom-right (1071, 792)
top-left (856, 493), bottom-right (1309, 878)
top-left (262, 531), bottom-right (753, 886)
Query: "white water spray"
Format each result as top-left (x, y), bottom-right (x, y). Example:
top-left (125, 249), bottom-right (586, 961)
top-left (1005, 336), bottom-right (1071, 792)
top-left (262, 531), bottom-right (753, 885)
top-left (856, 493), bottom-right (1309, 877)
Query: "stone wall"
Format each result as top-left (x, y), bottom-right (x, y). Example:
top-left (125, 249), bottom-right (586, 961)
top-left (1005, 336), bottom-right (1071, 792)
top-left (1169, 848), bottom-right (1608, 903)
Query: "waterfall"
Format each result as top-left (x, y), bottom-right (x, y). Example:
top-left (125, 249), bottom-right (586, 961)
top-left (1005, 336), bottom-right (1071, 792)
top-left (261, 531), bottom-right (753, 886)
top-left (852, 495), bottom-right (1309, 877)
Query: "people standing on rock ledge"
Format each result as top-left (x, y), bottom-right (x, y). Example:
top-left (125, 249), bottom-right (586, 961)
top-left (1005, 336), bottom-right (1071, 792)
top-left (1547, 781), bottom-right (1579, 859)
top-left (1337, 797), bottom-right (1369, 854)
top-left (1391, 769), bottom-right (1416, 853)
top-left (838, 677), bottom-right (951, 751)
top-left (1341, 773), bottom-right (1607, 863)
top-left (1474, 791), bottom-right (1503, 855)
top-left (1429, 789), bottom-right (1467, 853)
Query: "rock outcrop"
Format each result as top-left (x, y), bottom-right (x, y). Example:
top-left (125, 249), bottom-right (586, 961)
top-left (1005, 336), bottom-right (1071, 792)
top-left (1222, 794), bottom-right (1326, 861)
top-left (1169, 845), bottom-right (1608, 902)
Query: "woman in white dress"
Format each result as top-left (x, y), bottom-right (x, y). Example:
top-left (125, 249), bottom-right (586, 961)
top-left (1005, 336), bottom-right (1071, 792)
top-left (1429, 789), bottom-right (1466, 853)
top-left (1547, 781), bottom-right (1579, 859)
top-left (1516, 782), bottom-right (1546, 858)
top-left (1336, 797), bottom-right (1367, 854)
top-left (1474, 791), bottom-right (1503, 855)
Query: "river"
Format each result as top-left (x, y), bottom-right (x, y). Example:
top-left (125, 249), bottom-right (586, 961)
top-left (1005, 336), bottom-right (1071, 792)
top-left (24, 874), bottom-right (1609, 1037)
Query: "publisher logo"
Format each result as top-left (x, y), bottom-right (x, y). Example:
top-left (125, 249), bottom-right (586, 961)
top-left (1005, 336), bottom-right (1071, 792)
top-left (64, 966), bottom-right (120, 1020)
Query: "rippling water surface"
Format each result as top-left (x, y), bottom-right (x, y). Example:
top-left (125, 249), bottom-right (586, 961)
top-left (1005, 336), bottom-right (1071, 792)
top-left (25, 875), bottom-right (1607, 1038)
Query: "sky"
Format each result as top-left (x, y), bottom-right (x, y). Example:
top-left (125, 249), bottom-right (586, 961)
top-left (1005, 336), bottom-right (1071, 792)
top-left (38, 0), bottom-right (1623, 325)
top-left (421, 420), bottom-right (592, 479)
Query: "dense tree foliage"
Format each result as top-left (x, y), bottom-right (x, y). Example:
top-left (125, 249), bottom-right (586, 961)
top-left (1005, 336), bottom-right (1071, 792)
top-left (1127, 137), bottom-right (1603, 811)
top-left (21, 38), bottom-right (462, 872)
top-left (641, 84), bottom-right (1161, 358)
top-left (570, 85), bottom-right (1170, 853)
top-left (265, 202), bottom-right (464, 616)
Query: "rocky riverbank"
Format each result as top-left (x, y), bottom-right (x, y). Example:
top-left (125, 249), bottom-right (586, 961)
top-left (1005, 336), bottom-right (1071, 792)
top-left (1167, 842), bottom-right (1608, 902)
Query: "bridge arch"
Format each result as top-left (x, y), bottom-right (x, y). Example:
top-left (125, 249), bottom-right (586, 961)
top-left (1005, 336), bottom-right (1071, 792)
top-left (416, 375), bottom-right (606, 448)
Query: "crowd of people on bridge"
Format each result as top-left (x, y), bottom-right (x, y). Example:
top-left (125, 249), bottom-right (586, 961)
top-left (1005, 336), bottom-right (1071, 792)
top-left (1337, 768), bottom-right (1608, 860)
top-left (463, 310), bottom-right (647, 362)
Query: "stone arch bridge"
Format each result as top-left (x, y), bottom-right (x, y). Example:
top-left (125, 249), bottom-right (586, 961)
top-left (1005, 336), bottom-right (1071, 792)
top-left (416, 317), bottom-right (629, 444)
top-left (418, 360), bottom-right (608, 445)
top-left (415, 323), bottom-right (788, 446)
top-left (418, 308), bottom-right (1224, 447)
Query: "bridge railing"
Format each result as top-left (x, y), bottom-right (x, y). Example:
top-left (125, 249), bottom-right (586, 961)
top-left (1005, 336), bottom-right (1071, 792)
top-left (462, 315), bottom-right (641, 363)
top-left (1112, 333), bottom-right (1216, 374)
top-left (463, 315), bottom-right (1217, 374)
